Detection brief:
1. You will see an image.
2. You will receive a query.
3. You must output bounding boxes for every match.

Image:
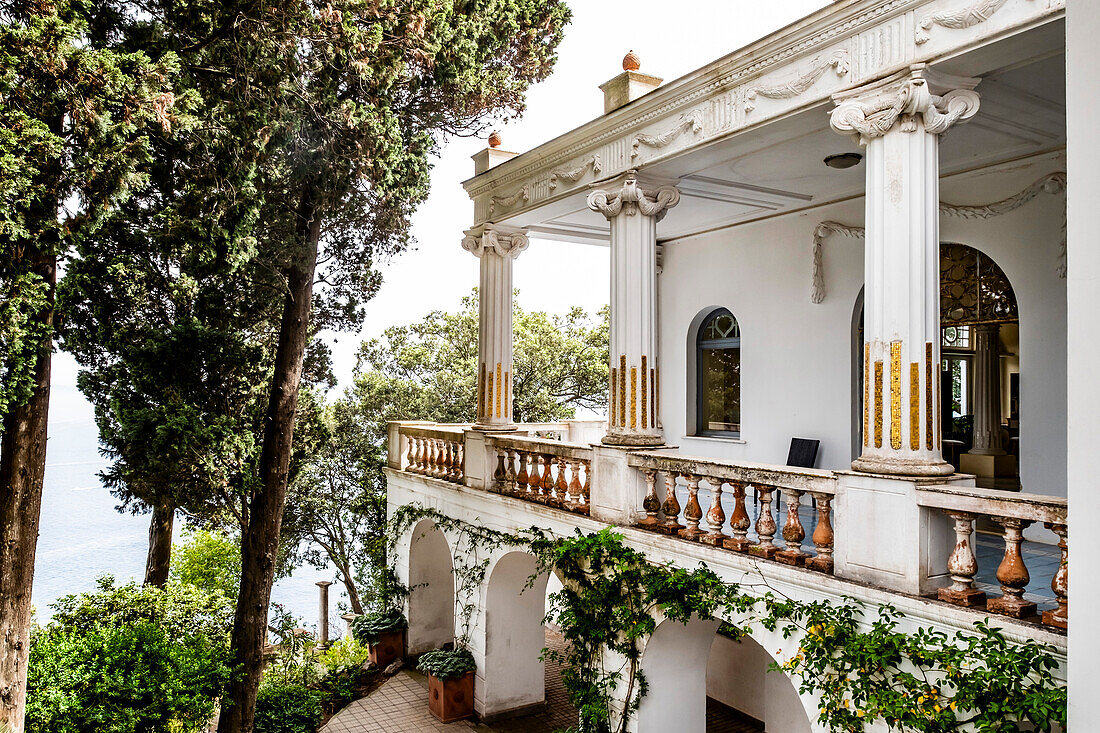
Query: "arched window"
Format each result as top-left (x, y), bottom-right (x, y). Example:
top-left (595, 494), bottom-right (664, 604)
top-left (696, 308), bottom-right (741, 437)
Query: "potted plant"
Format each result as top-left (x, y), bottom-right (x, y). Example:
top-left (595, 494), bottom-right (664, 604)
top-left (417, 648), bottom-right (476, 723)
top-left (351, 608), bottom-right (408, 668)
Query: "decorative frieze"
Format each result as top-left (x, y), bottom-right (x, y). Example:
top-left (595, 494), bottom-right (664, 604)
top-left (630, 109), bottom-right (704, 160)
top-left (915, 0), bottom-right (1014, 45)
top-left (744, 49), bottom-right (850, 112)
top-left (489, 185), bottom-right (529, 216)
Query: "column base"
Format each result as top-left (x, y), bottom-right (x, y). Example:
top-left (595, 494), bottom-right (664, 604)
top-left (601, 432), bottom-right (665, 447)
top-left (851, 455), bottom-right (955, 477)
top-left (959, 452), bottom-right (1017, 479)
top-left (938, 586), bottom-right (986, 607)
top-left (473, 422), bottom-right (518, 432)
top-left (986, 594), bottom-right (1037, 619)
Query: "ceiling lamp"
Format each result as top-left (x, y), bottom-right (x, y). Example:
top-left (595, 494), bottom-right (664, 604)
top-left (824, 152), bottom-right (863, 169)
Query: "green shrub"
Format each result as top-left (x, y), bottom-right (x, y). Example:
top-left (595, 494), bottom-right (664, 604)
top-left (316, 637), bottom-right (370, 670)
top-left (253, 681), bottom-right (324, 733)
top-left (416, 649), bottom-right (475, 680)
top-left (170, 528), bottom-right (242, 601)
top-left (25, 577), bottom-right (233, 733)
top-left (350, 608), bottom-right (406, 644)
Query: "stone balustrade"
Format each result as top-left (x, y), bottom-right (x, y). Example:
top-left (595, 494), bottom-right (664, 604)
top-left (399, 425), bottom-right (467, 483)
top-left (627, 451), bottom-right (838, 574)
top-left (486, 434), bottom-right (592, 515)
top-left (916, 485), bottom-right (1068, 629)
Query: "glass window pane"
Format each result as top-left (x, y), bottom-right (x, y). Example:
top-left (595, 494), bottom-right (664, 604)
top-left (700, 346), bottom-right (740, 433)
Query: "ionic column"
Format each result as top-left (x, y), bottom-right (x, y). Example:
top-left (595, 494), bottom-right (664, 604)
top-left (831, 64), bottom-right (980, 476)
top-left (462, 225), bottom-right (529, 429)
top-left (969, 323), bottom-right (1005, 455)
top-left (588, 171), bottom-right (679, 446)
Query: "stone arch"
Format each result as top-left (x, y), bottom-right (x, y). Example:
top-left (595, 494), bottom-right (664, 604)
top-left (406, 518), bottom-right (455, 655)
top-left (480, 550), bottom-right (551, 720)
top-left (637, 615), bottom-right (814, 733)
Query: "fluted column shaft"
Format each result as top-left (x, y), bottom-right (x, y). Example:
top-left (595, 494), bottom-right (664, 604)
top-left (588, 171), bottom-right (679, 446)
top-left (831, 64), bottom-right (980, 476)
top-left (969, 323), bottom-right (1005, 455)
top-left (462, 226), bottom-right (528, 428)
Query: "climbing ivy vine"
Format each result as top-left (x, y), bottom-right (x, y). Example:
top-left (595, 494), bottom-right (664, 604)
top-left (388, 504), bottom-right (1066, 733)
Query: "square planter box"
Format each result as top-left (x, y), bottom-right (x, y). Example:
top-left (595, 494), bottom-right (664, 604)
top-left (428, 670), bottom-right (474, 723)
top-left (368, 629), bottom-right (405, 668)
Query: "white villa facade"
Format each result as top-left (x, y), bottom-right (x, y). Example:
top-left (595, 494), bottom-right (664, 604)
top-left (385, 1), bottom-right (1100, 730)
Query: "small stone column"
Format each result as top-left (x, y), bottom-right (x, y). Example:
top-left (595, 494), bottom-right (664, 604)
top-left (462, 225), bottom-right (529, 429)
top-left (831, 64), bottom-right (980, 476)
top-left (588, 171), bottom-right (679, 446)
top-left (316, 581), bottom-right (333, 649)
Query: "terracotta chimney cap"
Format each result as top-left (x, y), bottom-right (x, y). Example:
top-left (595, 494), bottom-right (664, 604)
top-left (622, 50), bottom-right (640, 71)
top-left (488, 130), bottom-right (502, 148)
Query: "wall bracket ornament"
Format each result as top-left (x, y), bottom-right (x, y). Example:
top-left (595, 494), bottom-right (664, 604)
top-left (549, 154), bottom-right (603, 190)
top-left (587, 171), bottom-right (681, 222)
top-left (744, 49), bottom-right (850, 113)
top-left (830, 65), bottom-right (980, 146)
top-left (630, 109), bottom-right (704, 160)
top-left (461, 225), bottom-right (530, 259)
top-left (915, 0), bottom-right (1019, 45)
top-left (810, 171), bottom-right (1069, 302)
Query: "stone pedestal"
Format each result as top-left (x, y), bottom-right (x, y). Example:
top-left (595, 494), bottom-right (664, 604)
top-left (588, 443), bottom-right (650, 526)
top-left (462, 226), bottom-right (528, 430)
top-left (588, 171), bottom-right (679, 447)
top-left (831, 65), bottom-right (980, 477)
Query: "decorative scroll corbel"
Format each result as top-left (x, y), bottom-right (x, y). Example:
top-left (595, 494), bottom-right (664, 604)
top-left (915, 0), bottom-right (1014, 45)
top-left (744, 50), bottom-right (850, 113)
top-left (811, 221), bottom-right (865, 304)
top-left (630, 109), bottom-right (704, 160)
top-left (549, 154), bottom-right (603, 190)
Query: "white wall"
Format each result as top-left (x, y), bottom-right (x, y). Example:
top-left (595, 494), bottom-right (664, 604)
top-left (659, 151), bottom-right (1067, 497)
top-left (406, 519), bottom-right (456, 655)
top-left (706, 634), bottom-right (766, 721)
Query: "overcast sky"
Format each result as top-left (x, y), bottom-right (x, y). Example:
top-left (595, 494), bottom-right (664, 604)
top-left (52, 0), bottom-right (830, 407)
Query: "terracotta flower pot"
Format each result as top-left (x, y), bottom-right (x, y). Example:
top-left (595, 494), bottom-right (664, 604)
top-left (428, 670), bottom-right (474, 723)
top-left (368, 629), bottom-right (405, 668)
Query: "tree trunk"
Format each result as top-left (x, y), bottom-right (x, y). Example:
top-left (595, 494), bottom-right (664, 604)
top-left (0, 253), bottom-right (55, 733)
top-left (144, 498), bottom-right (175, 587)
top-left (337, 560), bottom-right (363, 615)
top-left (218, 191), bottom-right (321, 733)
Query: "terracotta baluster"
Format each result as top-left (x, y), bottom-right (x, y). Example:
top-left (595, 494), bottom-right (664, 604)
top-left (453, 442), bottom-right (464, 481)
top-left (418, 438), bottom-right (429, 474)
top-left (540, 455), bottom-right (554, 502)
top-left (776, 489), bottom-right (807, 566)
top-left (806, 493), bottom-right (835, 574)
top-left (700, 478), bottom-right (727, 546)
top-left (580, 462), bottom-right (590, 511)
top-left (493, 451), bottom-right (507, 492)
top-left (555, 457), bottom-right (569, 507)
top-left (568, 460), bottom-right (583, 510)
top-left (749, 485), bottom-right (778, 559)
top-left (1042, 522), bottom-right (1068, 629)
top-left (405, 435), bottom-right (416, 471)
top-left (723, 482), bottom-right (752, 552)
top-left (679, 474), bottom-right (705, 540)
top-left (661, 473), bottom-right (683, 534)
top-left (937, 511), bottom-right (986, 607)
top-left (516, 451), bottom-right (530, 495)
top-left (639, 469), bottom-right (661, 528)
top-left (504, 449), bottom-right (517, 492)
top-left (440, 441), bottom-right (452, 480)
top-left (986, 517), bottom-right (1038, 618)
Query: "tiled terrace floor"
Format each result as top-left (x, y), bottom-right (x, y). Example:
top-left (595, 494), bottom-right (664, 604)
top-left (321, 628), bottom-right (758, 732)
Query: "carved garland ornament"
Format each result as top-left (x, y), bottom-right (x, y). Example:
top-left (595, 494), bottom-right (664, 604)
top-left (744, 50), bottom-right (850, 113)
top-left (489, 185), bottom-right (529, 215)
top-left (630, 109), bottom-right (704, 160)
top-left (460, 226), bottom-right (530, 259)
top-left (586, 171), bottom-right (681, 222)
top-left (915, 0), bottom-right (1020, 45)
top-left (549, 154), bottom-right (603, 190)
top-left (810, 172), bottom-right (1068, 302)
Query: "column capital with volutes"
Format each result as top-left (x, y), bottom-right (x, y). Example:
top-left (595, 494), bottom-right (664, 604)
top-left (587, 170), bottom-right (681, 222)
top-left (830, 64), bottom-right (981, 146)
top-left (461, 224), bottom-right (529, 259)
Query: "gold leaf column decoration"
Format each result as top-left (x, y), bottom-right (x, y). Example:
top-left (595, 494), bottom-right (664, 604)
top-left (890, 341), bottom-right (902, 450)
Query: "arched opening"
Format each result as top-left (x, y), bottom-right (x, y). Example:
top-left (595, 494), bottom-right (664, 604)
top-left (853, 243), bottom-right (1021, 488)
top-left (406, 518), bottom-right (455, 655)
top-left (637, 616), bottom-right (811, 733)
top-left (481, 551), bottom-right (552, 720)
top-left (692, 307), bottom-right (742, 438)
